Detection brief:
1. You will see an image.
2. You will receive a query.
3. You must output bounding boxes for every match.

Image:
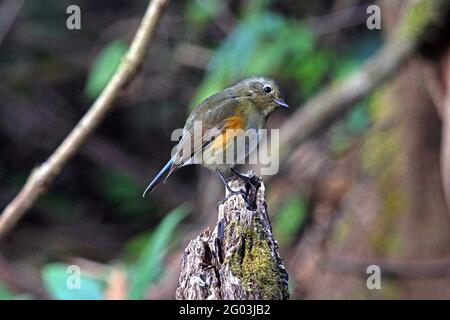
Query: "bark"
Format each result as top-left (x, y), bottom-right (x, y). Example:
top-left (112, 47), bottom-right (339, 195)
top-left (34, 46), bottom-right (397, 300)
top-left (175, 171), bottom-right (289, 300)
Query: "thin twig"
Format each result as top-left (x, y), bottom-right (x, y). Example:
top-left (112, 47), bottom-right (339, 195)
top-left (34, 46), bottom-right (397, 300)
top-left (439, 49), bottom-right (450, 209)
top-left (0, 0), bottom-right (170, 238)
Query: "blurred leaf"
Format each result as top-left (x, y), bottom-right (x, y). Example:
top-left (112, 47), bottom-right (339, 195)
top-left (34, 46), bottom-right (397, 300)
top-left (85, 40), bottom-right (128, 99)
top-left (241, 0), bottom-right (273, 15)
top-left (184, 0), bottom-right (223, 27)
top-left (0, 283), bottom-right (15, 300)
top-left (333, 34), bottom-right (381, 81)
top-left (333, 58), bottom-right (360, 80)
top-left (98, 170), bottom-right (150, 217)
top-left (39, 192), bottom-right (77, 219)
top-left (328, 99), bottom-right (371, 154)
top-left (292, 50), bottom-right (331, 98)
top-left (42, 263), bottom-right (104, 300)
top-left (128, 205), bottom-right (189, 299)
top-left (0, 284), bottom-right (29, 300)
top-left (274, 195), bottom-right (308, 246)
top-left (123, 230), bottom-right (154, 261)
top-left (191, 12), bottom-right (316, 108)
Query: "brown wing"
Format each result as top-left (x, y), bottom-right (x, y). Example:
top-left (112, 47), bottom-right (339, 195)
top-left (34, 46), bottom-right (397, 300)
top-left (163, 96), bottom-right (247, 182)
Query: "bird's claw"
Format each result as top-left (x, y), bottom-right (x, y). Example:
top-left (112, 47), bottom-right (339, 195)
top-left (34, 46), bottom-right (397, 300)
top-left (231, 168), bottom-right (260, 210)
top-left (216, 168), bottom-right (260, 211)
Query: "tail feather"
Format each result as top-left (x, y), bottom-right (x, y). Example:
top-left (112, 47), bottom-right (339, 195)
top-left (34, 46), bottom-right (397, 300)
top-left (163, 163), bottom-right (180, 184)
top-left (142, 158), bottom-right (174, 197)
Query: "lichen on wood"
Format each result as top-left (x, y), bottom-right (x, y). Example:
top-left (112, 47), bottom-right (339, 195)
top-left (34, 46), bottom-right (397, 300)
top-left (175, 171), bottom-right (289, 300)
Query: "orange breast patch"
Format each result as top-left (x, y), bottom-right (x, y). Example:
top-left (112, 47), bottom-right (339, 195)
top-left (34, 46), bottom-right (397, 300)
top-left (224, 113), bottom-right (245, 130)
top-left (210, 113), bottom-right (245, 151)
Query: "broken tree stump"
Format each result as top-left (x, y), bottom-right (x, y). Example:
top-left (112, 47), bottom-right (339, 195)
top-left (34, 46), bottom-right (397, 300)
top-left (176, 171), bottom-right (289, 300)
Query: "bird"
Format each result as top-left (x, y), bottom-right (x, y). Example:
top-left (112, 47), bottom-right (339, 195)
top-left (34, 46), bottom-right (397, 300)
top-left (142, 76), bottom-right (288, 199)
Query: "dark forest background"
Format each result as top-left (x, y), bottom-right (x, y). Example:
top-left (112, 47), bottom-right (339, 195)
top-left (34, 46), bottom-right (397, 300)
top-left (0, 0), bottom-right (449, 299)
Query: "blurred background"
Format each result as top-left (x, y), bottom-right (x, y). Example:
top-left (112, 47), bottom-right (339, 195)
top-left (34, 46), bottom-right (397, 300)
top-left (0, 0), bottom-right (449, 299)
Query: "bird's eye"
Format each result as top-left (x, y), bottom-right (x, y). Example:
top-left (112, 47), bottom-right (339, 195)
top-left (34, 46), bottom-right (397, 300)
top-left (263, 85), bottom-right (272, 93)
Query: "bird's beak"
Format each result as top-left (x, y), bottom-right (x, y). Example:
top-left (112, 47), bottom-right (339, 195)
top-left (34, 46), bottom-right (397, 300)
top-left (275, 99), bottom-right (289, 108)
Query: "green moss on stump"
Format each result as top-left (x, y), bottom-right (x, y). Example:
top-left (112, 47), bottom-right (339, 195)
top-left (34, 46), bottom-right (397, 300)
top-left (227, 220), bottom-right (287, 299)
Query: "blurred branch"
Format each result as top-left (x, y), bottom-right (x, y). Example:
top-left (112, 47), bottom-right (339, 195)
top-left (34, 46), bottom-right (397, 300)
top-left (279, 0), bottom-right (449, 165)
top-left (422, 63), bottom-right (445, 118)
top-left (0, 0), bottom-right (170, 238)
top-left (0, 86), bottom-right (189, 206)
top-left (306, 2), bottom-right (369, 35)
top-left (0, 0), bottom-right (23, 46)
top-left (439, 48), bottom-right (450, 209)
top-left (325, 256), bottom-right (450, 278)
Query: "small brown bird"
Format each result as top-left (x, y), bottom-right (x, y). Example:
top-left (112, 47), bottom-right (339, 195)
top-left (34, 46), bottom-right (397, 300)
top-left (143, 76), bottom-right (288, 199)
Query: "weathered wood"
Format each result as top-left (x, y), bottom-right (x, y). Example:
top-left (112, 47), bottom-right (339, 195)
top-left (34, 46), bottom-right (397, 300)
top-left (176, 171), bottom-right (289, 300)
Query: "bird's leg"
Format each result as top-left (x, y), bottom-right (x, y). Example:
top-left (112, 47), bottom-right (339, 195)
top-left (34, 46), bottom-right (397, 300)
top-left (216, 169), bottom-right (247, 208)
top-left (230, 168), bottom-right (258, 187)
top-left (216, 169), bottom-right (236, 194)
top-left (215, 168), bottom-right (261, 211)
top-left (230, 168), bottom-right (261, 211)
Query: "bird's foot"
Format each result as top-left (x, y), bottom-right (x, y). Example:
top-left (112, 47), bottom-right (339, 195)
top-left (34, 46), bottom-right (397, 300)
top-left (216, 169), bottom-right (261, 211)
top-left (230, 168), bottom-right (260, 188)
top-left (231, 168), bottom-right (261, 210)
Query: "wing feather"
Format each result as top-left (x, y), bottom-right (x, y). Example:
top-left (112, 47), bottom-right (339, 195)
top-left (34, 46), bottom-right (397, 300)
top-left (164, 97), bottom-right (249, 181)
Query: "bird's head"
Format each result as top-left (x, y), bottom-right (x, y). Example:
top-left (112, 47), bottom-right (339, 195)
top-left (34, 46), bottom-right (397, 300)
top-left (232, 76), bottom-right (288, 117)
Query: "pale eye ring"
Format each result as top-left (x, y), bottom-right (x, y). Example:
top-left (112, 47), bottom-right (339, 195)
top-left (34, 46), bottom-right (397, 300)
top-left (263, 84), bottom-right (272, 93)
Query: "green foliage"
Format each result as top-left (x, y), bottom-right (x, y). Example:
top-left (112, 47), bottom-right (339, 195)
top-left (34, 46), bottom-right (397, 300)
top-left (396, 0), bottom-right (444, 41)
top-left (42, 263), bottom-right (104, 300)
top-left (241, 0), bottom-right (273, 15)
top-left (190, 3), bottom-right (382, 138)
top-left (333, 59), bottom-right (360, 80)
top-left (326, 35), bottom-right (381, 153)
top-left (39, 206), bottom-right (188, 300)
top-left (292, 51), bottom-right (332, 97)
top-left (127, 205), bottom-right (189, 299)
top-left (0, 283), bottom-right (15, 300)
top-left (191, 12), bottom-right (318, 108)
top-left (39, 192), bottom-right (77, 219)
top-left (0, 283), bottom-right (29, 300)
top-left (273, 195), bottom-right (308, 246)
top-left (85, 40), bottom-right (128, 99)
top-left (184, 0), bottom-right (224, 28)
top-left (333, 35), bottom-right (381, 80)
top-left (98, 169), bottom-right (151, 217)
top-left (329, 99), bottom-right (371, 154)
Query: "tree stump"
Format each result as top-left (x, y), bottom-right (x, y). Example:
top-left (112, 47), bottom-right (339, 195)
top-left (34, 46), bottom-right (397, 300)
top-left (176, 171), bottom-right (289, 300)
